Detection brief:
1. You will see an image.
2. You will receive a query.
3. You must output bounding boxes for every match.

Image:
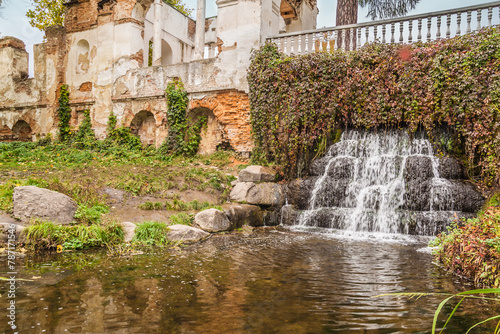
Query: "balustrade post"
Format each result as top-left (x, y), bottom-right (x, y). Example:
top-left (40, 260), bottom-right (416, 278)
top-left (427, 17), bottom-right (432, 41)
top-left (357, 27), bottom-right (362, 49)
top-left (365, 26), bottom-right (370, 45)
top-left (399, 22), bottom-right (404, 43)
top-left (408, 20), bottom-right (413, 43)
top-left (417, 18), bottom-right (422, 42)
top-left (342, 29), bottom-right (347, 50)
top-left (446, 14), bottom-right (451, 38)
top-left (456, 12), bottom-right (462, 36)
top-left (467, 10), bottom-right (472, 33)
top-left (488, 7), bottom-right (493, 26)
top-left (477, 9), bottom-right (482, 30)
top-left (391, 23), bottom-right (395, 43)
top-left (382, 24), bottom-right (386, 44)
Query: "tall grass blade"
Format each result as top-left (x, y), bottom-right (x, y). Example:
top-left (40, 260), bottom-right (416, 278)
top-left (439, 297), bottom-right (465, 334)
top-left (465, 315), bottom-right (500, 334)
top-left (432, 296), bottom-right (455, 334)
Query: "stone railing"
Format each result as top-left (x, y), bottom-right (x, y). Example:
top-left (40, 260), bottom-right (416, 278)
top-left (268, 1), bottom-right (500, 54)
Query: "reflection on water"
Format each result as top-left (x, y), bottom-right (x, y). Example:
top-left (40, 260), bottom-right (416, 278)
top-left (1, 231), bottom-right (498, 333)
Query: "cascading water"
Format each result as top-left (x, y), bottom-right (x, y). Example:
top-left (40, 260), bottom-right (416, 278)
top-left (293, 130), bottom-right (484, 236)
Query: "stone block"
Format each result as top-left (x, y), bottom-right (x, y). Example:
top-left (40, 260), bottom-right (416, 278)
top-left (238, 165), bottom-right (276, 183)
top-left (167, 224), bottom-right (210, 243)
top-left (194, 208), bottom-right (231, 232)
top-left (230, 182), bottom-right (284, 206)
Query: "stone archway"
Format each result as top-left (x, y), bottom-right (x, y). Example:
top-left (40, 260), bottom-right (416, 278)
top-left (12, 120), bottom-right (32, 142)
top-left (188, 107), bottom-right (231, 155)
top-left (130, 110), bottom-right (156, 145)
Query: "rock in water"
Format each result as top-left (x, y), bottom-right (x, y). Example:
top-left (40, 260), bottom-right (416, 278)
top-left (167, 225), bottom-right (210, 243)
top-left (238, 165), bottom-right (276, 182)
top-left (194, 208), bottom-right (231, 232)
top-left (120, 222), bottom-right (137, 243)
top-left (223, 203), bottom-right (264, 228)
top-left (13, 186), bottom-right (77, 224)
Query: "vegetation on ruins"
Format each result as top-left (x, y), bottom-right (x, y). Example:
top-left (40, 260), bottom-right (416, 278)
top-left (164, 0), bottom-right (193, 16)
top-left (57, 84), bottom-right (71, 142)
top-left (160, 79), bottom-right (207, 156)
top-left (248, 27), bottom-right (500, 186)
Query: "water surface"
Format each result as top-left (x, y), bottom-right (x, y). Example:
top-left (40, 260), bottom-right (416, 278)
top-left (1, 230), bottom-right (498, 333)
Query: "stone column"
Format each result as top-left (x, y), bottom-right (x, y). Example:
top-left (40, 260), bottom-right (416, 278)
top-left (153, 0), bottom-right (162, 66)
top-left (194, 0), bottom-right (206, 60)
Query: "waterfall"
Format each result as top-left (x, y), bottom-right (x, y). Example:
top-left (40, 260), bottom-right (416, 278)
top-left (294, 130), bottom-right (483, 236)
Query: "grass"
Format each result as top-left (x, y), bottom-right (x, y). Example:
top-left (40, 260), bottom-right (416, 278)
top-left (26, 220), bottom-right (124, 250)
top-left (164, 199), bottom-right (223, 212)
top-left (132, 221), bottom-right (170, 246)
top-left (74, 203), bottom-right (109, 224)
top-left (168, 213), bottom-right (193, 226)
top-left (138, 201), bottom-right (164, 210)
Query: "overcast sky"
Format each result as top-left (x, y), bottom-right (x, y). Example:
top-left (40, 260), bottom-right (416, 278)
top-left (0, 0), bottom-right (492, 74)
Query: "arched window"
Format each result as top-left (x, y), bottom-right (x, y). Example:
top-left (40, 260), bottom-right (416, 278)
top-left (130, 110), bottom-right (156, 145)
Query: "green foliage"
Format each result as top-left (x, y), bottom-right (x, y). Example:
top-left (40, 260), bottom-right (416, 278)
top-left (74, 203), bottom-right (109, 224)
top-left (160, 80), bottom-right (206, 156)
top-left (248, 28), bottom-right (500, 183)
top-left (148, 40), bottom-right (153, 67)
top-left (106, 111), bottom-right (118, 136)
top-left (57, 84), bottom-right (71, 142)
top-left (163, 0), bottom-right (193, 16)
top-left (26, 0), bottom-right (64, 32)
top-left (132, 221), bottom-right (170, 246)
top-left (432, 206), bottom-right (500, 288)
top-left (26, 220), bottom-right (124, 250)
top-left (169, 213), bottom-right (193, 226)
top-left (105, 127), bottom-right (142, 150)
top-left (378, 289), bottom-right (500, 333)
top-left (164, 199), bottom-right (221, 211)
top-left (0, 178), bottom-right (47, 212)
top-left (139, 201), bottom-right (164, 210)
top-left (72, 110), bottom-right (96, 149)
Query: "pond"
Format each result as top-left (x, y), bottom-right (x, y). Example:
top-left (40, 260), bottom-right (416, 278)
top-left (1, 229), bottom-right (498, 333)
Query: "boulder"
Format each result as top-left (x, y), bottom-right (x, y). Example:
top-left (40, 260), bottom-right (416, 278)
top-left (194, 208), bottom-right (231, 232)
top-left (326, 156), bottom-right (355, 179)
top-left (404, 156), bottom-right (434, 182)
top-left (167, 224), bottom-right (210, 243)
top-left (262, 210), bottom-right (280, 226)
top-left (13, 186), bottom-right (77, 224)
top-left (120, 222), bottom-right (137, 243)
top-left (230, 182), bottom-right (284, 206)
top-left (438, 157), bottom-right (465, 179)
top-left (222, 203), bottom-right (263, 228)
top-left (238, 165), bottom-right (276, 183)
top-left (309, 157), bottom-right (329, 176)
top-left (285, 178), bottom-right (316, 210)
top-left (280, 206), bottom-right (301, 226)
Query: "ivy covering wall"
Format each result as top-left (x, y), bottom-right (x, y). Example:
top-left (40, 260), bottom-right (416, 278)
top-left (248, 27), bottom-right (500, 184)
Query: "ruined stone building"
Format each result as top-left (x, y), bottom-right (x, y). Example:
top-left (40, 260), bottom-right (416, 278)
top-left (0, 0), bottom-right (318, 155)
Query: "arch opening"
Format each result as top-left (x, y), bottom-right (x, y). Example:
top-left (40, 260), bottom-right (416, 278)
top-left (161, 40), bottom-right (173, 66)
top-left (76, 39), bottom-right (90, 74)
top-left (188, 107), bottom-right (231, 155)
top-left (12, 120), bottom-right (32, 142)
top-left (130, 110), bottom-right (156, 146)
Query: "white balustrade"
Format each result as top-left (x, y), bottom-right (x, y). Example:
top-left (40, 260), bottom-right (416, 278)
top-left (268, 1), bottom-right (500, 55)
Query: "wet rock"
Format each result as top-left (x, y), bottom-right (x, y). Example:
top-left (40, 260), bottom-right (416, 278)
top-left (401, 211), bottom-right (475, 236)
top-left (262, 210), bottom-right (281, 226)
top-left (167, 224), bottom-right (210, 243)
top-left (13, 186), bottom-right (77, 224)
top-left (238, 165), bottom-right (276, 183)
top-left (300, 208), bottom-right (348, 229)
top-left (326, 156), bottom-right (354, 179)
top-left (309, 178), bottom-right (349, 208)
top-left (222, 203), bottom-right (263, 228)
top-left (403, 180), bottom-right (431, 211)
top-left (230, 182), bottom-right (284, 207)
top-left (438, 157), bottom-right (465, 179)
top-left (310, 157), bottom-right (329, 176)
top-left (404, 156), bottom-right (434, 182)
top-left (0, 223), bottom-right (25, 244)
top-left (285, 177), bottom-right (317, 210)
top-left (120, 222), bottom-right (136, 243)
top-left (194, 208), bottom-right (231, 232)
top-left (280, 205), bottom-right (301, 226)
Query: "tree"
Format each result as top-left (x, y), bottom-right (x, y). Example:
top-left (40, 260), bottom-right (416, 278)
top-left (26, 0), bottom-right (65, 32)
top-left (164, 0), bottom-right (192, 16)
top-left (26, 0), bottom-right (192, 33)
top-left (336, 0), bottom-right (420, 48)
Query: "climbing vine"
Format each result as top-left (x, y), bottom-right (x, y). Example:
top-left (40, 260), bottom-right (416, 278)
top-left (248, 27), bottom-right (500, 185)
top-left (106, 110), bottom-right (117, 136)
top-left (72, 110), bottom-right (95, 149)
top-left (160, 79), bottom-right (206, 156)
top-left (57, 84), bottom-right (71, 142)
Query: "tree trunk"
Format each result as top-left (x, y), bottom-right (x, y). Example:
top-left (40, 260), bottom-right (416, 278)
top-left (336, 0), bottom-right (358, 50)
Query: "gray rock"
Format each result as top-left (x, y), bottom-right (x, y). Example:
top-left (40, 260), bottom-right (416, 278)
top-left (263, 210), bottom-right (281, 226)
top-left (285, 178), bottom-right (317, 210)
top-left (0, 223), bottom-right (26, 244)
top-left (13, 186), bottom-right (77, 224)
top-left (230, 182), bottom-right (284, 206)
top-left (310, 157), bottom-right (329, 176)
top-left (223, 203), bottom-right (263, 228)
top-left (238, 165), bottom-right (276, 183)
top-left (120, 222), bottom-right (137, 243)
top-left (167, 224), bottom-right (210, 243)
top-left (404, 156), bottom-right (434, 182)
top-left (326, 156), bottom-right (355, 179)
top-left (230, 179), bottom-right (239, 187)
top-left (194, 208), bottom-right (231, 232)
top-left (438, 157), bottom-right (465, 179)
top-left (280, 206), bottom-right (301, 226)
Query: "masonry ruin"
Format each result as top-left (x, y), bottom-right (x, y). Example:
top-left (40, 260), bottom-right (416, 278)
top-left (0, 0), bottom-right (318, 155)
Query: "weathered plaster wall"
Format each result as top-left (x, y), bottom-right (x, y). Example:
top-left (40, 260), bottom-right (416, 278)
top-left (0, 0), bottom-right (317, 155)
